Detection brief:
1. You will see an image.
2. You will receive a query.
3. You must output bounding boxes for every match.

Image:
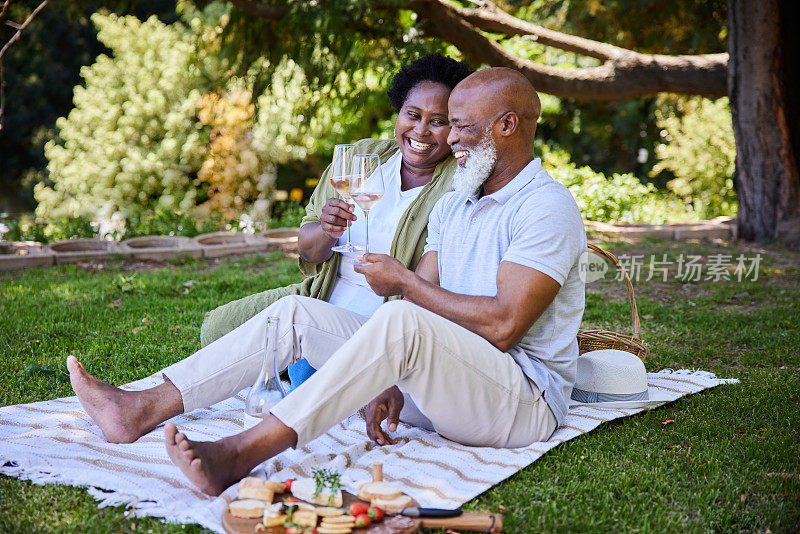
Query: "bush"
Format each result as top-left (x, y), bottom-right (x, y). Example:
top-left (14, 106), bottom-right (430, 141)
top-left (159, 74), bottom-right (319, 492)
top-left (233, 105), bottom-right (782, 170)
top-left (269, 201), bottom-right (305, 228)
top-left (543, 151), bottom-right (693, 224)
top-left (0, 210), bottom-right (233, 244)
top-left (195, 88), bottom-right (276, 220)
top-left (0, 214), bottom-right (98, 243)
top-left (652, 97), bottom-right (737, 218)
top-left (34, 13), bottom-right (212, 222)
top-left (122, 210), bottom-right (227, 239)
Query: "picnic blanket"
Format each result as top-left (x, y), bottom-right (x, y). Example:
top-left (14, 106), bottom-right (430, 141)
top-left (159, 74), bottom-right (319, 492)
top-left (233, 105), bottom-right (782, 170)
top-left (0, 369), bottom-right (737, 533)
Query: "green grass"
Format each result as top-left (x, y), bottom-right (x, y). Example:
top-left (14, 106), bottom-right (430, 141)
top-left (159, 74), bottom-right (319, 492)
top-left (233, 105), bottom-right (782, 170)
top-left (1, 240), bottom-right (799, 533)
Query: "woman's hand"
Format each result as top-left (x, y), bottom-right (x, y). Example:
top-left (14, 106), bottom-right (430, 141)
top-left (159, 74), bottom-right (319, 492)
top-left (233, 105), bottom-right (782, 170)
top-left (319, 198), bottom-right (356, 239)
top-left (364, 386), bottom-right (404, 445)
top-left (298, 198), bottom-right (357, 263)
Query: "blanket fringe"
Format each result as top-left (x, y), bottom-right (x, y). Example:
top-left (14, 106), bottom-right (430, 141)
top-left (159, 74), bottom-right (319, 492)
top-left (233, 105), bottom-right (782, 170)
top-left (656, 368), bottom-right (739, 384)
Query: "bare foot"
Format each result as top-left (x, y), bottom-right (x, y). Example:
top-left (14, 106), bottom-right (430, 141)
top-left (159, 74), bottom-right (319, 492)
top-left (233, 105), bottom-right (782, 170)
top-left (67, 355), bottom-right (166, 443)
top-left (164, 416), bottom-right (297, 496)
top-left (164, 423), bottom-right (248, 496)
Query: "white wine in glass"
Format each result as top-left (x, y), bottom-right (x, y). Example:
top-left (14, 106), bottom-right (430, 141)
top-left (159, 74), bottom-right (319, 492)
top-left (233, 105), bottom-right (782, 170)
top-left (329, 144), bottom-right (362, 254)
top-left (350, 154), bottom-right (384, 258)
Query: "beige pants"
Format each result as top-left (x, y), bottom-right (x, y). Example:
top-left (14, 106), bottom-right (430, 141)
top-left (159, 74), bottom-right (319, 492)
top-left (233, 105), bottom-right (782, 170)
top-left (162, 295), bottom-right (556, 448)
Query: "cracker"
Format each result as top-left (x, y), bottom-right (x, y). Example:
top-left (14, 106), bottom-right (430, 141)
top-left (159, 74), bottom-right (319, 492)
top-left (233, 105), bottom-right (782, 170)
top-left (321, 515), bottom-right (356, 525)
top-left (317, 527), bottom-right (353, 534)
top-left (316, 507), bottom-right (345, 517)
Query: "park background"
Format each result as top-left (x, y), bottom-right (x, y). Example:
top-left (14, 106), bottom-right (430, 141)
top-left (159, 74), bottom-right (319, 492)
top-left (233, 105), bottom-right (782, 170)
top-left (1, 1), bottom-right (798, 533)
top-left (1, 0), bottom-right (753, 241)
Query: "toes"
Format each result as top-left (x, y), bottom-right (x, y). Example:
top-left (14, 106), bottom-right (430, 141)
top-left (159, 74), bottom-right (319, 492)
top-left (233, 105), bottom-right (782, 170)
top-left (164, 422), bottom-right (178, 444)
top-left (190, 457), bottom-right (203, 472)
top-left (66, 356), bottom-right (82, 376)
top-left (179, 438), bottom-right (191, 452)
top-left (183, 447), bottom-right (197, 463)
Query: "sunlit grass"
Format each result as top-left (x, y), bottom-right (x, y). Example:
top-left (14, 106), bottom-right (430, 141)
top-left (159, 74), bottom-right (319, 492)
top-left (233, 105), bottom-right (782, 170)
top-left (1, 241), bottom-right (798, 533)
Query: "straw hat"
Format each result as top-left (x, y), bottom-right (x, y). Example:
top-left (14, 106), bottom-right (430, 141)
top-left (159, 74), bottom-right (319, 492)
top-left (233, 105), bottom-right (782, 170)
top-left (569, 349), bottom-right (672, 408)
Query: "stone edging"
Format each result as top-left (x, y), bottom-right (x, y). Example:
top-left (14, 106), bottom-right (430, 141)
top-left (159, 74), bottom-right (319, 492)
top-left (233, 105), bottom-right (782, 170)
top-left (0, 218), bottom-right (736, 271)
top-left (584, 216), bottom-right (736, 241)
top-left (0, 228), bottom-right (300, 271)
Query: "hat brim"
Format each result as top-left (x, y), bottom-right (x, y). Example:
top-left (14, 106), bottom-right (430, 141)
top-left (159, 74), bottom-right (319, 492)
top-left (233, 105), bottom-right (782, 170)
top-left (568, 386), bottom-right (674, 410)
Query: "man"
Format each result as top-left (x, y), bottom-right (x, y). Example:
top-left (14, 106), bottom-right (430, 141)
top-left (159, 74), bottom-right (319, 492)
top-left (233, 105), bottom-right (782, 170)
top-left (67, 68), bottom-right (586, 495)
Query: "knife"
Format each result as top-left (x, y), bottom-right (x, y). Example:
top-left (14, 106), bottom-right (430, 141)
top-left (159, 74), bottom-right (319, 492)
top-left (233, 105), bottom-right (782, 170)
top-left (400, 507), bottom-right (463, 518)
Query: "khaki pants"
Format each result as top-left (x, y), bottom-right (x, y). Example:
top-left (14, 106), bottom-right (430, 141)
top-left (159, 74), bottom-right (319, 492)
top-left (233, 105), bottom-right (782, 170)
top-left (163, 296), bottom-right (556, 448)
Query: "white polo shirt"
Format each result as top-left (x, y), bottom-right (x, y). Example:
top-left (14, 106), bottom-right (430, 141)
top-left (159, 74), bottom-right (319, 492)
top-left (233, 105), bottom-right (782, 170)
top-left (423, 158), bottom-right (586, 425)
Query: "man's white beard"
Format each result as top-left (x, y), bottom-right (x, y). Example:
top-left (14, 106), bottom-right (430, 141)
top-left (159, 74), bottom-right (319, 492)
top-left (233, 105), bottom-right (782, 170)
top-left (452, 129), bottom-right (497, 195)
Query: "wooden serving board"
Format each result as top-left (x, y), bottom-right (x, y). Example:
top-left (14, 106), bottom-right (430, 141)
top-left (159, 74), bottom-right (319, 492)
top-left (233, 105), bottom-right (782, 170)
top-left (221, 490), bottom-right (503, 534)
top-left (222, 491), bottom-right (420, 534)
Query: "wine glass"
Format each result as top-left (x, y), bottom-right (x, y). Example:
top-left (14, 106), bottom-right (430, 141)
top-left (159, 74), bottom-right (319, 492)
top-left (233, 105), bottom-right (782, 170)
top-left (329, 144), bottom-right (362, 254)
top-left (349, 154), bottom-right (384, 260)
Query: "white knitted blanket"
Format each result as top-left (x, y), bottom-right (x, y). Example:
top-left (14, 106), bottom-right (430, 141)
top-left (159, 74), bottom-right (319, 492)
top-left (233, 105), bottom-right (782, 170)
top-left (0, 369), bottom-right (736, 533)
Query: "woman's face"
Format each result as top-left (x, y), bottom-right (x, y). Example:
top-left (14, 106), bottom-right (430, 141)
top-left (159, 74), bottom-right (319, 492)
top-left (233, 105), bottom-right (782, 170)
top-left (394, 81), bottom-right (453, 171)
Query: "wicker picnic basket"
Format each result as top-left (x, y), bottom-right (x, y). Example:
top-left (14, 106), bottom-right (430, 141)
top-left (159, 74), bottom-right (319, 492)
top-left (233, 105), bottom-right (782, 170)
top-left (577, 243), bottom-right (650, 361)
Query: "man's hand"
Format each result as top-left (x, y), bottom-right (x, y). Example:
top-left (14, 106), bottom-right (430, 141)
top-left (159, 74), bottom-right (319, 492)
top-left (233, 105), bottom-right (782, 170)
top-left (320, 198), bottom-right (355, 239)
top-left (353, 254), bottom-right (410, 297)
top-left (364, 386), bottom-right (404, 445)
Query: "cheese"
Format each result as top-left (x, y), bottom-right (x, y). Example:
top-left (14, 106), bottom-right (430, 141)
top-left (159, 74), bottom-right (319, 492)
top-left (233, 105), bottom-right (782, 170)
top-left (290, 477), bottom-right (343, 507)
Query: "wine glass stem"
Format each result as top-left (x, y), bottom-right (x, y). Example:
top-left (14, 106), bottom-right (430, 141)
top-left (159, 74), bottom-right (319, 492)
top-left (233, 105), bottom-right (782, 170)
top-left (364, 210), bottom-right (370, 253)
top-left (346, 200), bottom-right (353, 247)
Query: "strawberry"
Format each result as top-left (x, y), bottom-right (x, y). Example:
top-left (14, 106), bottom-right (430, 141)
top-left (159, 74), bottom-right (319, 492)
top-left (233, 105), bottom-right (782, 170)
top-left (367, 506), bottom-right (384, 521)
top-left (349, 502), bottom-right (369, 516)
top-left (355, 514), bottom-right (371, 528)
top-left (282, 478), bottom-right (295, 492)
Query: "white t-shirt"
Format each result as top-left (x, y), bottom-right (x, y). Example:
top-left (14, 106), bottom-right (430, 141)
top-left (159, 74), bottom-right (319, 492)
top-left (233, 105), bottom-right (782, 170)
top-left (327, 152), bottom-right (424, 317)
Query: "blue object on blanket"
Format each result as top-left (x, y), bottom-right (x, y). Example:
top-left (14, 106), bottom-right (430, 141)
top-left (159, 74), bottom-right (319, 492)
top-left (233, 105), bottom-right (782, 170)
top-left (288, 359), bottom-right (316, 391)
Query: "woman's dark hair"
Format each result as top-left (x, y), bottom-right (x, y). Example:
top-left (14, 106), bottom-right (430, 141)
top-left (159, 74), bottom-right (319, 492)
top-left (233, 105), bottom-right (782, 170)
top-left (386, 53), bottom-right (473, 112)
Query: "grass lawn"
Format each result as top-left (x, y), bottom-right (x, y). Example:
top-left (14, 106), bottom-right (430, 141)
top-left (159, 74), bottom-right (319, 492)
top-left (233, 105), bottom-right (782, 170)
top-left (1, 239), bottom-right (798, 533)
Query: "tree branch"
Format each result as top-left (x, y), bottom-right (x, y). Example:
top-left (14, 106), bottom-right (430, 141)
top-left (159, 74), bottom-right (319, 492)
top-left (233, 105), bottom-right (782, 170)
top-left (0, 0), bottom-right (47, 59)
top-left (445, 0), bottom-right (625, 61)
top-left (0, 1), bottom-right (13, 25)
top-left (222, 0), bottom-right (729, 100)
top-left (408, 0), bottom-right (727, 100)
top-left (0, 0), bottom-right (48, 133)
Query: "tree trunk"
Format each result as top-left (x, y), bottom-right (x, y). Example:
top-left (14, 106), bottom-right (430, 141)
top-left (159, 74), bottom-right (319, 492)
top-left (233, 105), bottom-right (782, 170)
top-left (729, 0), bottom-right (800, 248)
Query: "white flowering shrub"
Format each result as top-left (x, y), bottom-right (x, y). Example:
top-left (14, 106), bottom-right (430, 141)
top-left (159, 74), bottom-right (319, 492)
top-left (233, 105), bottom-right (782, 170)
top-left (35, 14), bottom-right (210, 220)
top-left (33, 10), bottom-right (392, 228)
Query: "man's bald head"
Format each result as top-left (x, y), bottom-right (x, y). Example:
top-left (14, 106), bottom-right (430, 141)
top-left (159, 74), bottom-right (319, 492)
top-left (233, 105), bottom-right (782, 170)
top-left (455, 67), bottom-right (541, 126)
top-left (448, 68), bottom-right (541, 159)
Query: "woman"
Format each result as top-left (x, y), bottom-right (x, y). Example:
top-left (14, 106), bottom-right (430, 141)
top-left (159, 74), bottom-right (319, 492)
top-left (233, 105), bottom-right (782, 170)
top-left (66, 54), bottom-right (472, 444)
top-left (200, 53), bottom-right (473, 388)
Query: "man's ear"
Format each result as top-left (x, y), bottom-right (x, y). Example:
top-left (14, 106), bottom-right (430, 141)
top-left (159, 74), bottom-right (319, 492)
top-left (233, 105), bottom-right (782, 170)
top-left (497, 111), bottom-right (519, 137)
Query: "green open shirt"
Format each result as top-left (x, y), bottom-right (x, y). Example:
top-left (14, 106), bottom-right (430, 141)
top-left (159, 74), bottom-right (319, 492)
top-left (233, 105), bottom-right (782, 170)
top-left (200, 138), bottom-right (456, 346)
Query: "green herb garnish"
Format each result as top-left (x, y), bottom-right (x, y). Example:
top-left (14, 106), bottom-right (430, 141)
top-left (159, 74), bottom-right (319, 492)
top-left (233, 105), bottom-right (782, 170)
top-left (312, 468), bottom-right (342, 505)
